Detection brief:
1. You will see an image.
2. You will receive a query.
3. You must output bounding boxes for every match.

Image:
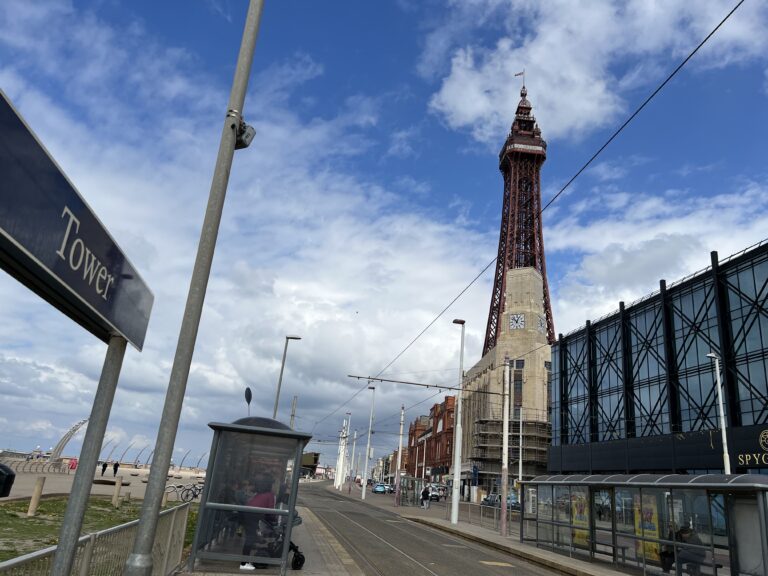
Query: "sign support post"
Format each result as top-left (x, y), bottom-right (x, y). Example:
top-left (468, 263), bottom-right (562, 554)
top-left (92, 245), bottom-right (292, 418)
top-left (52, 335), bottom-right (127, 575)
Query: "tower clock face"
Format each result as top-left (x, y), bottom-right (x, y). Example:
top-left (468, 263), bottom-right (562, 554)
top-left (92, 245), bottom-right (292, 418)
top-left (509, 313), bottom-right (525, 330)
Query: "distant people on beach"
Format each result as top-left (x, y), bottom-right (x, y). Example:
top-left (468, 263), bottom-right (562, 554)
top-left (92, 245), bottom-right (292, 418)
top-left (101, 461), bottom-right (108, 476)
top-left (113, 461), bottom-right (119, 476)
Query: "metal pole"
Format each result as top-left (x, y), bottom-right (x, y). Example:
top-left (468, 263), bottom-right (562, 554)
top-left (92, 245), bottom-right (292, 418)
top-left (344, 415), bottom-right (352, 488)
top-left (52, 335), bottom-right (127, 576)
top-left (338, 415), bottom-right (349, 490)
top-left (518, 406), bottom-right (524, 496)
top-left (501, 358), bottom-right (510, 536)
top-left (133, 445), bottom-right (149, 467)
top-left (289, 395), bottom-right (298, 429)
top-left (124, 3), bottom-right (265, 574)
top-left (421, 438), bottom-right (427, 480)
top-left (451, 319), bottom-right (465, 525)
top-left (349, 430), bottom-right (357, 493)
top-left (334, 424), bottom-right (343, 489)
top-left (708, 353), bottom-right (731, 474)
top-left (273, 335), bottom-right (301, 420)
top-left (119, 441), bottom-right (136, 464)
top-left (98, 438), bottom-right (114, 459)
top-left (362, 385), bottom-right (375, 500)
top-left (395, 405), bottom-right (404, 506)
top-left (274, 337), bottom-right (290, 419)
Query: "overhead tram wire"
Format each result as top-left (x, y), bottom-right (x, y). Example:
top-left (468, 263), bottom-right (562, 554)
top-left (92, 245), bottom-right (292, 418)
top-left (311, 0), bottom-right (743, 434)
top-left (541, 0), bottom-right (745, 212)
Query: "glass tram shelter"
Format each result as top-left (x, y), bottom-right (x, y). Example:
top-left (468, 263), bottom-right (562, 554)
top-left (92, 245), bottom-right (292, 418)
top-left (522, 474), bottom-right (768, 575)
top-left (189, 417), bottom-right (311, 574)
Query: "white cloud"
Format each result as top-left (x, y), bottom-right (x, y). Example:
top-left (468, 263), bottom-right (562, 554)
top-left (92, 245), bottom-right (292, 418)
top-left (548, 179), bottom-right (768, 332)
top-left (426, 0), bottom-right (768, 145)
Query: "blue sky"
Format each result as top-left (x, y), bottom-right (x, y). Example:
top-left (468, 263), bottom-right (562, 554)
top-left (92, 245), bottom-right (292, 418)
top-left (1, 0), bottom-right (767, 469)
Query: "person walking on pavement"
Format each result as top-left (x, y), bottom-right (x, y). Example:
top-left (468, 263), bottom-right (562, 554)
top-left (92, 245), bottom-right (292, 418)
top-left (421, 486), bottom-right (430, 510)
top-left (101, 461), bottom-right (108, 476)
top-left (113, 461), bottom-right (119, 477)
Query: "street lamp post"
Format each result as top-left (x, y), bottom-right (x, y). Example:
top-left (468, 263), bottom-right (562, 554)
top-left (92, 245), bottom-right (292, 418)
top-left (273, 335), bottom-right (301, 420)
top-left (706, 352), bottom-right (731, 474)
top-left (451, 319), bottom-right (465, 525)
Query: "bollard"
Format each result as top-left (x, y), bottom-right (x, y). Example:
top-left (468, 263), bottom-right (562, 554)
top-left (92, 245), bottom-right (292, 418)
top-left (124, 490), bottom-right (131, 502)
top-left (161, 491), bottom-right (168, 507)
top-left (112, 476), bottom-right (123, 508)
top-left (27, 476), bottom-right (46, 517)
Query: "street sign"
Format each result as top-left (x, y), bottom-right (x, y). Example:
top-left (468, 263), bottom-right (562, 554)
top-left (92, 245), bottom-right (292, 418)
top-left (0, 91), bottom-right (153, 349)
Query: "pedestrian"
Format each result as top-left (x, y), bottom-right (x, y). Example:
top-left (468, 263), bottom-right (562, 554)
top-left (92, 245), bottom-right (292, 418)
top-left (101, 461), bottom-right (108, 476)
top-left (113, 461), bottom-right (119, 477)
top-left (421, 486), bottom-right (430, 510)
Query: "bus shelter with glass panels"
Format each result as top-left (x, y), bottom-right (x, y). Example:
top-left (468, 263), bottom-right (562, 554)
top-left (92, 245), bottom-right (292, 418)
top-left (522, 474), bottom-right (768, 575)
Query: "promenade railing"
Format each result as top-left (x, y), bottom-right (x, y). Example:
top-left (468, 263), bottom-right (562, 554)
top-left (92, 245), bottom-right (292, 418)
top-left (0, 502), bottom-right (189, 576)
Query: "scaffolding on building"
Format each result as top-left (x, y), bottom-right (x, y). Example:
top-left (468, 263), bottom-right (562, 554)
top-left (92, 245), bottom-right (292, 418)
top-left (470, 418), bottom-right (550, 492)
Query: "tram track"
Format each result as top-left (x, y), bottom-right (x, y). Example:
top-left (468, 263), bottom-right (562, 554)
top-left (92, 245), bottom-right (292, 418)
top-left (298, 484), bottom-right (557, 576)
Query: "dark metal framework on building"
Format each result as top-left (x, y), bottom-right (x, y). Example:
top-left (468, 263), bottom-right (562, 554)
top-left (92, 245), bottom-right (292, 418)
top-left (484, 86), bottom-right (555, 355)
top-left (549, 240), bottom-right (768, 474)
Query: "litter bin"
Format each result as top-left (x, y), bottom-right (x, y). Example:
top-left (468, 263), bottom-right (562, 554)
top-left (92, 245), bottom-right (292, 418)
top-left (0, 463), bottom-right (15, 497)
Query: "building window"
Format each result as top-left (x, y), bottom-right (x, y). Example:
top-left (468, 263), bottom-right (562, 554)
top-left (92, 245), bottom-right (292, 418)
top-left (516, 359), bottom-right (525, 369)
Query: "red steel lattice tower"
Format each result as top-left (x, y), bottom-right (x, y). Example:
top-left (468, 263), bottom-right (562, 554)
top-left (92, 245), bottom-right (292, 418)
top-left (483, 85), bottom-right (555, 355)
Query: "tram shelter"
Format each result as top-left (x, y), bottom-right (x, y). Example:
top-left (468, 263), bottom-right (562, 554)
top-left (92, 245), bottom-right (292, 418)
top-left (521, 474), bottom-right (768, 575)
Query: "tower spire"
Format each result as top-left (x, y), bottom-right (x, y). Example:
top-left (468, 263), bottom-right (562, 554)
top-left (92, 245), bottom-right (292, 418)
top-left (483, 86), bottom-right (555, 355)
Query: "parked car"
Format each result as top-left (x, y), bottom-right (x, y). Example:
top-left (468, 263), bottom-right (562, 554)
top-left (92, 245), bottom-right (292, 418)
top-left (481, 493), bottom-right (520, 510)
top-left (429, 490), bottom-right (441, 502)
top-left (372, 483), bottom-right (387, 494)
top-left (384, 484), bottom-right (395, 493)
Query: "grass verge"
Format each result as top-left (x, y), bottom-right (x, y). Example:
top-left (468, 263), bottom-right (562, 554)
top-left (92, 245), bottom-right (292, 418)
top-left (0, 496), bottom-right (196, 562)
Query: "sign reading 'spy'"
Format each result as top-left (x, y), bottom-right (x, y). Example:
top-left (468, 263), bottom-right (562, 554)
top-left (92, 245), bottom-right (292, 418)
top-left (0, 90), bottom-right (153, 349)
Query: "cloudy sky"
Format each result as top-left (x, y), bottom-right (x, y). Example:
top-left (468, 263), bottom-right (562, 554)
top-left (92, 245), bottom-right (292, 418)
top-left (1, 0), bottom-right (767, 469)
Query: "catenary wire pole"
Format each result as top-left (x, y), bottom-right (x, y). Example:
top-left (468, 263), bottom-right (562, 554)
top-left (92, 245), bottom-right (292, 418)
top-left (395, 405), bottom-right (404, 506)
top-left (707, 352), bottom-right (731, 474)
top-left (52, 336), bottom-right (127, 576)
top-left (349, 430), bottom-right (357, 494)
top-left (450, 319), bottom-right (465, 525)
top-left (289, 395), bottom-right (298, 429)
top-left (500, 358), bottom-right (510, 537)
top-left (123, 2), bottom-right (265, 574)
top-left (361, 385), bottom-right (375, 500)
top-left (518, 405), bottom-right (524, 495)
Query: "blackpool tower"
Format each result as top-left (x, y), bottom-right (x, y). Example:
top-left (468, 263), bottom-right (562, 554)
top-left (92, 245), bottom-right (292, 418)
top-left (459, 85), bottom-right (554, 491)
top-left (484, 84), bottom-right (555, 355)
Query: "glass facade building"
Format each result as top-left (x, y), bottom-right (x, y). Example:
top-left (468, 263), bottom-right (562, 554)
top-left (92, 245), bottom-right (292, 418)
top-left (549, 241), bottom-right (768, 474)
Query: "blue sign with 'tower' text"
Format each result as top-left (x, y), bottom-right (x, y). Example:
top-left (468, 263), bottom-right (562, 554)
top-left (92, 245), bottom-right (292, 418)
top-left (0, 90), bottom-right (153, 350)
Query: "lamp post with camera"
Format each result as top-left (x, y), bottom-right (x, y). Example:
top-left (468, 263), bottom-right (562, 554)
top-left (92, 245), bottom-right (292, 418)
top-left (273, 335), bottom-right (301, 419)
top-left (124, 2), bottom-right (265, 573)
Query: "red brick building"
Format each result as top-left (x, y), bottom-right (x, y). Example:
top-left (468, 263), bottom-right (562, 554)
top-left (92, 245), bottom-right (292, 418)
top-left (405, 396), bottom-right (456, 483)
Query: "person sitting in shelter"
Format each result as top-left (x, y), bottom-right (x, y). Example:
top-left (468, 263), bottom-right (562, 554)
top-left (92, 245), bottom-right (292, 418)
top-left (674, 526), bottom-right (706, 575)
top-left (240, 475), bottom-right (276, 571)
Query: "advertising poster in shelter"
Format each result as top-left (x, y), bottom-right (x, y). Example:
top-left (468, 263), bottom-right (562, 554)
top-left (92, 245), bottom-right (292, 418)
top-left (633, 493), bottom-right (660, 561)
top-left (571, 488), bottom-right (589, 547)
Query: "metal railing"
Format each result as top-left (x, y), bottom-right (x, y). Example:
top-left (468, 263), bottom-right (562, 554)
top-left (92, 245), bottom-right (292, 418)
top-left (0, 503), bottom-right (190, 576)
top-left (445, 501), bottom-right (521, 534)
top-left (0, 458), bottom-right (70, 475)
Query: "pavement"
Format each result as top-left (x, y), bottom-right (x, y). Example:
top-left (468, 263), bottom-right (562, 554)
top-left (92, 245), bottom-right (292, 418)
top-left (1, 466), bottom-right (631, 576)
